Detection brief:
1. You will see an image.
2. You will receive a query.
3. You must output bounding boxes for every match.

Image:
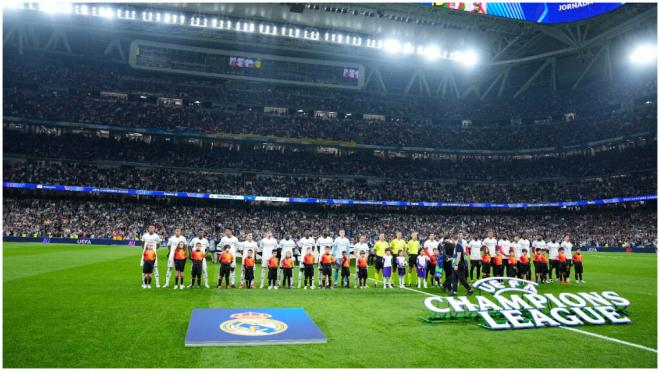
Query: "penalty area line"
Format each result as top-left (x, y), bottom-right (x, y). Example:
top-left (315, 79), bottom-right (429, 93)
top-left (368, 278), bottom-right (658, 354)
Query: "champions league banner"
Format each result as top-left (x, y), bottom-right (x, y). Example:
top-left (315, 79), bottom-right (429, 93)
top-left (428, 2), bottom-right (624, 24)
top-left (185, 308), bottom-right (327, 346)
top-left (423, 277), bottom-right (631, 330)
top-left (4, 182), bottom-right (656, 209)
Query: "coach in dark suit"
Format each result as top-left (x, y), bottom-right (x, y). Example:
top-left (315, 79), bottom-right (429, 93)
top-left (451, 234), bottom-right (474, 296)
top-left (442, 235), bottom-right (454, 292)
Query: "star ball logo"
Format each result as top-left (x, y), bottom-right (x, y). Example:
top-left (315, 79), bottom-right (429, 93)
top-left (219, 312), bottom-right (288, 336)
top-left (424, 277), bottom-right (631, 330)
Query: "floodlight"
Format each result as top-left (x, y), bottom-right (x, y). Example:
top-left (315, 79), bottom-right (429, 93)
top-left (457, 49), bottom-right (479, 67)
top-left (629, 44), bottom-right (657, 65)
top-left (423, 45), bottom-right (441, 60)
top-left (39, 2), bottom-right (57, 14)
top-left (383, 39), bottom-right (401, 54)
top-left (2, 2), bottom-right (23, 10)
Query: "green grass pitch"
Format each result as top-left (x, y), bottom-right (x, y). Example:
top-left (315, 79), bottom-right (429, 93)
top-left (3, 243), bottom-right (657, 368)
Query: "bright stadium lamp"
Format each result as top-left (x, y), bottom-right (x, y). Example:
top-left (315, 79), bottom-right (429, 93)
top-left (383, 39), bottom-right (401, 54)
top-left (61, 3), bottom-right (73, 14)
top-left (629, 44), bottom-right (657, 65)
top-left (100, 6), bottom-right (114, 19)
top-left (457, 49), bottom-right (479, 67)
top-left (2, 2), bottom-right (23, 9)
top-left (403, 42), bottom-right (415, 54)
top-left (423, 45), bottom-right (441, 60)
top-left (39, 2), bottom-right (57, 13)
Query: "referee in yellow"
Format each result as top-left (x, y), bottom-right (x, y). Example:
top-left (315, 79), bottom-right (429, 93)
top-left (406, 232), bottom-right (421, 286)
top-left (390, 231), bottom-right (407, 287)
top-left (373, 234), bottom-right (389, 286)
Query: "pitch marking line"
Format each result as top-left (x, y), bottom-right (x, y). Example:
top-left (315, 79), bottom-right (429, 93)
top-left (559, 326), bottom-right (657, 353)
top-left (368, 278), bottom-right (658, 353)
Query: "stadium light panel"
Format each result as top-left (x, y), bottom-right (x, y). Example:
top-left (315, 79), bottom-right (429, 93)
top-left (423, 45), bottom-right (441, 60)
top-left (2, 2), bottom-right (23, 10)
top-left (403, 42), bottom-right (415, 54)
top-left (19, 3), bottom-right (481, 66)
top-left (383, 39), bottom-right (401, 54)
top-left (39, 2), bottom-right (57, 14)
top-left (629, 44), bottom-right (657, 65)
top-left (100, 7), bottom-right (113, 19)
top-left (457, 49), bottom-right (479, 67)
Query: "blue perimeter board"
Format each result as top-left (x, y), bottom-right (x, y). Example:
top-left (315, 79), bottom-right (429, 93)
top-left (185, 308), bottom-right (327, 347)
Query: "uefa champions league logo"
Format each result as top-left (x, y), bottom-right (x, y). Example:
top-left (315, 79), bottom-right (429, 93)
top-left (219, 312), bottom-right (288, 336)
top-left (424, 277), bottom-right (631, 330)
top-left (472, 277), bottom-right (538, 296)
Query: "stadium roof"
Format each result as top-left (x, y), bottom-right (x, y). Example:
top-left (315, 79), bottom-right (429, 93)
top-left (4, 2), bottom-right (657, 98)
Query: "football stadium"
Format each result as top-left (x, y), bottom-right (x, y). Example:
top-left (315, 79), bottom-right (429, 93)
top-left (2, 1), bottom-right (658, 368)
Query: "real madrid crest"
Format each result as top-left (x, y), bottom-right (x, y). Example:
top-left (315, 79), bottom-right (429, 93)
top-left (220, 312), bottom-right (288, 336)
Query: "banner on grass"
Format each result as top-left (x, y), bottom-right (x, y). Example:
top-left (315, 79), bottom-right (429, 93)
top-left (424, 277), bottom-right (631, 330)
top-left (184, 308), bottom-right (327, 346)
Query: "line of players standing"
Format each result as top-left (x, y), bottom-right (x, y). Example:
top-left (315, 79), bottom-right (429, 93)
top-left (138, 225), bottom-right (584, 293)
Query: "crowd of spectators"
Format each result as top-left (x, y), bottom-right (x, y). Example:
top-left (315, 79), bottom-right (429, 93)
top-left (4, 130), bottom-right (656, 183)
top-left (5, 159), bottom-right (655, 203)
top-left (4, 90), bottom-right (655, 149)
top-left (3, 197), bottom-right (655, 249)
top-left (5, 54), bottom-right (656, 121)
top-left (4, 54), bottom-right (657, 149)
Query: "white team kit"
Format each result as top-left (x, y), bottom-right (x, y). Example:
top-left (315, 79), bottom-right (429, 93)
top-left (297, 237), bottom-right (317, 263)
top-left (561, 241), bottom-right (574, 260)
top-left (353, 242), bottom-right (369, 259)
top-left (219, 235), bottom-right (240, 285)
top-left (532, 239), bottom-right (546, 253)
top-left (316, 236), bottom-right (333, 286)
top-left (548, 241), bottom-right (560, 260)
top-left (498, 239), bottom-right (512, 256)
top-left (189, 236), bottom-right (210, 287)
top-left (353, 241), bottom-right (370, 281)
top-left (469, 239), bottom-right (483, 260)
top-left (483, 237), bottom-right (497, 257)
top-left (423, 239), bottom-right (440, 255)
top-left (259, 237), bottom-right (279, 288)
top-left (240, 240), bottom-right (258, 285)
top-left (516, 239), bottom-right (530, 259)
top-left (279, 238), bottom-right (297, 260)
top-left (164, 234), bottom-right (187, 287)
top-left (140, 232), bottom-right (162, 287)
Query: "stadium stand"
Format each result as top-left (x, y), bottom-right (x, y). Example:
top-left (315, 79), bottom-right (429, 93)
top-left (2, 2), bottom-right (656, 251)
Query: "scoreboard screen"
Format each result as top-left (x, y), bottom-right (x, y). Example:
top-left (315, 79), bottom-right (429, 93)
top-left (428, 2), bottom-right (624, 24)
top-left (130, 40), bottom-right (365, 90)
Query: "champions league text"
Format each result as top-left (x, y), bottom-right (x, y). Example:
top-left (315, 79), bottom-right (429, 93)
top-left (424, 283), bottom-right (631, 330)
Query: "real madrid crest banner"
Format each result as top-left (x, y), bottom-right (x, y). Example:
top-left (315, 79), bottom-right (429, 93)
top-left (185, 308), bottom-right (327, 346)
